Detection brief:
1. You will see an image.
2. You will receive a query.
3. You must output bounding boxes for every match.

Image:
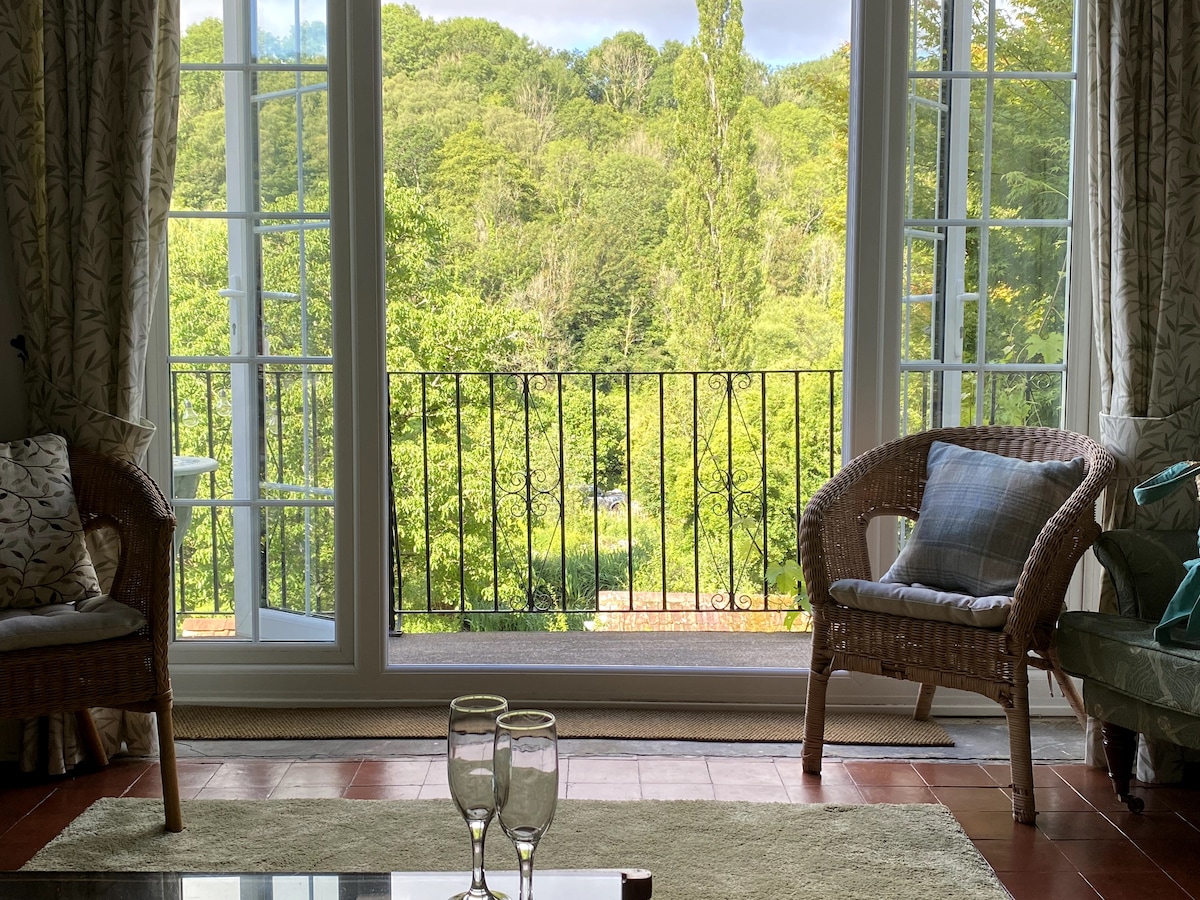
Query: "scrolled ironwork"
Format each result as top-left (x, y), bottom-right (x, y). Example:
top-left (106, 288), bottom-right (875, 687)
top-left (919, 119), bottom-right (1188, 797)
top-left (375, 369), bottom-right (840, 630)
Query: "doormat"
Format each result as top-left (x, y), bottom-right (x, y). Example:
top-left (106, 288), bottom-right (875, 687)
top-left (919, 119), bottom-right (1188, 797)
top-left (172, 705), bottom-right (953, 746)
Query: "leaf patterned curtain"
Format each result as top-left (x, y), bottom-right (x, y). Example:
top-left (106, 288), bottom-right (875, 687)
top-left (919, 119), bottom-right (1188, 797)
top-left (0, 0), bottom-right (180, 774)
top-left (1089, 0), bottom-right (1200, 534)
top-left (1087, 0), bottom-right (1200, 781)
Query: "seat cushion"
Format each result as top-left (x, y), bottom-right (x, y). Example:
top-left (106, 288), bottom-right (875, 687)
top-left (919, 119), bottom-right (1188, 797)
top-left (0, 595), bottom-right (146, 652)
top-left (1057, 611), bottom-right (1200, 719)
top-left (0, 433), bottom-right (101, 608)
top-left (881, 441), bottom-right (1085, 597)
top-left (830, 578), bottom-right (1012, 628)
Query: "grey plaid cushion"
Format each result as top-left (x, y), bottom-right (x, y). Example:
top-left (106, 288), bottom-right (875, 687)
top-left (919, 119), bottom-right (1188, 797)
top-left (881, 441), bottom-right (1085, 598)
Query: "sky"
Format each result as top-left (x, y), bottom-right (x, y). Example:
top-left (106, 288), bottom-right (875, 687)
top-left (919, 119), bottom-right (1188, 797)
top-left (181, 0), bottom-right (851, 66)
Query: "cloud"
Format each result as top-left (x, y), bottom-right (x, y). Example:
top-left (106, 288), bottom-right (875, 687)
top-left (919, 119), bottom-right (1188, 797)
top-left (182, 0), bottom-right (851, 66)
top-left (416, 0), bottom-right (849, 63)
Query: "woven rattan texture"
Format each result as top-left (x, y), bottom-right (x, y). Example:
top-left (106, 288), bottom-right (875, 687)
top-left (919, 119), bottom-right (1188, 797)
top-left (0, 449), bottom-right (183, 831)
top-left (799, 425), bottom-right (1116, 824)
top-left (171, 705), bottom-right (954, 745)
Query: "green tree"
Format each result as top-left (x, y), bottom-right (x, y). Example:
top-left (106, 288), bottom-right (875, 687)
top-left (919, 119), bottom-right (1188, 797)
top-left (665, 0), bottom-right (763, 369)
top-left (586, 32), bottom-right (659, 113)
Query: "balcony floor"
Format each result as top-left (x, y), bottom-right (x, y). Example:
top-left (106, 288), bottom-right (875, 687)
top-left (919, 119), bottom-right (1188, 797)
top-left (386, 629), bottom-right (814, 668)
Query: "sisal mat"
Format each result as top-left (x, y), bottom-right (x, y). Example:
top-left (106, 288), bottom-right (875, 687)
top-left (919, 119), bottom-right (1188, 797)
top-left (172, 705), bottom-right (953, 746)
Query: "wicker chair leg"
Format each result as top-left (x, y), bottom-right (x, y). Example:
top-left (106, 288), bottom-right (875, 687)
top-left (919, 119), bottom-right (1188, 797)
top-left (802, 657), bottom-right (832, 776)
top-left (156, 699), bottom-right (184, 832)
top-left (1045, 646), bottom-right (1088, 727)
top-left (74, 709), bottom-right (109, 768)
top-left (1004, 679), bottom-right (1037, 825)
top-left (914, 684), bottom-right (936, 721)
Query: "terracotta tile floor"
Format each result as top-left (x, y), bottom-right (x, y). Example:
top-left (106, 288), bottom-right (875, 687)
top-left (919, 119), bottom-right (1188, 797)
top-left (2, 754), bottom-right (1198, 899)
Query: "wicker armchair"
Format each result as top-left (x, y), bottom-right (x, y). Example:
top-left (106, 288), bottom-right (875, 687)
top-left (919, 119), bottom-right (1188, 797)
top-left (799, 426), bottom-right (1116, 824)
top-left (0, 447), bottom-right (182, 832)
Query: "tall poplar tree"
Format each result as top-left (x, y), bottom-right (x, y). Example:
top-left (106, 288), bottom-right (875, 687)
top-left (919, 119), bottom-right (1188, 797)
top-left (666, 0), bottom-right (763, 370)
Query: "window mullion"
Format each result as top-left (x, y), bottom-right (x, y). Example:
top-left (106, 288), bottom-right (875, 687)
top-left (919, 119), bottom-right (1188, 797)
top-left (223, 0), bottom-right (263, 642)
top-left (940, 0), bottom-right (974, 427)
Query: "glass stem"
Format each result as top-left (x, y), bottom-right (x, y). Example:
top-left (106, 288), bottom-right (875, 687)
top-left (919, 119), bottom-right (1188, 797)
top-left (468, 818), bottom-right (488, 891)
top-left (515, 840), bottom-right (536, 900)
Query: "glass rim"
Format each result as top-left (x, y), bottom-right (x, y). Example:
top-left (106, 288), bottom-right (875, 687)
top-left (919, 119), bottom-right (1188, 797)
top-left (496, 709), bottom-right (556, 730)
top-left (449, 694), bottom-right (509, 713)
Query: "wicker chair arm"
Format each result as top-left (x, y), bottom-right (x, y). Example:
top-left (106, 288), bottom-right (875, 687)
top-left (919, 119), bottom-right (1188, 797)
top-left (69, 448), bottom-right (176, 635)
top-left (800, 439), bottom-right (927, 607)
top-left (1006, 442), bottom-right (1115, 647)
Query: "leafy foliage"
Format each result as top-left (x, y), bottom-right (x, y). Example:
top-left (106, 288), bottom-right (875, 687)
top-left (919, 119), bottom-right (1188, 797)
top-left (168, 0), bottom-right (1074, 634)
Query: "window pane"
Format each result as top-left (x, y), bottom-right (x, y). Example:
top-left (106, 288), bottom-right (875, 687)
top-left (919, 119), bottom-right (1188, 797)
top-left (254, 80), bottom-right (330, 212)
top-left (907, 80), bottom-right (944, 222)
top-left (254, 0), bottom-right (327, 63)
top-left (176, 72), bottom-right (228, 210)
top-left (256, 92), bottom-right (300, 208)
top-left (956, 370), bottom-right (979, 423)
top-left (170, 363), bottom-right (237, 640)
top-left (911, 0), bottom-right (946, 71)
top-left (904, 0), bottom-right (1074, 432)
top-left (171, 365), bottom-right (235, 484)
top-left (261, 363), bottom-right (335, 494)
top-left (989, 79), bottom-right (1072, 220)
top-left (262, 504), bottom-right (335, 633)
top-left (173, 1), bottom-right (335, 644)
top-left (176, 502), bottom-right (241, 639)
top-left (985, 226), bottom-right (1068, 366)
top-left (903, 232), bottom-right (937, 363)
top-left (179, 6), bottom-right (225, 64)
top-left (259, 221), bottom-right (333, 357)
top-left (993, 0), bottom-right (1074, 73)
top-left (981, 370), bottom-right (1065, 427)
top-left (169, 219), bottom-right (233, 356)
top-left (900, 370), bottom-right (935, 433)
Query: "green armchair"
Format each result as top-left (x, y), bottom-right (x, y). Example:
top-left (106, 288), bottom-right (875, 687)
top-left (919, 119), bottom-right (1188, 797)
top-left (1057, 529), bottom-right (1200, 812)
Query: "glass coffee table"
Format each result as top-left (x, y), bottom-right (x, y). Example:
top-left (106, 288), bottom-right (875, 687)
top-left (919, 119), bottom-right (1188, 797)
top-left (0, 870), bottom-right (653, 899)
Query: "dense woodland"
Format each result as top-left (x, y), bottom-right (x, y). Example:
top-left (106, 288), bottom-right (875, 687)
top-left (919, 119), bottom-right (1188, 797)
top-left (168, 0), bottom-right (1073, 631)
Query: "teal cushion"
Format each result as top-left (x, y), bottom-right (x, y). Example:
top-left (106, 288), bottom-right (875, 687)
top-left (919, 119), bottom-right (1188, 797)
top-left (881, 441), bottom-right (1085, 597)
top-left (1092, 529), bottom-right (1195, 620)
top-left (1058, 611), bottom-right (1200, 719)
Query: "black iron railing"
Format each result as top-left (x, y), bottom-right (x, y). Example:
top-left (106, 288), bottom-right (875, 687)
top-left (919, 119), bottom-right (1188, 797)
top-left (168, 366), bottom-right (843, 634)
top-left (169, 365), bottom-right (335, 625)
top-left (387, 370), bottom-right (842, 631)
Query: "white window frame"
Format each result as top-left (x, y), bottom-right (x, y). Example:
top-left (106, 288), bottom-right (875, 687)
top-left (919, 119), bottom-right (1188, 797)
top-left (149, 0), bottom-right (1092, 712)
top-left (844, 0), bottom-right (1097, 599)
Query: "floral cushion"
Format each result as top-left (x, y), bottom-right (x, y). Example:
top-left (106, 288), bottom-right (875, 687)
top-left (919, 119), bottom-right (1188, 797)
top-left (881, 441), bottom-right (1085, 597)
top-left (0, 433), bottom-right (101, 609)
top-left (1058, 611), bottom-right (1200, 723)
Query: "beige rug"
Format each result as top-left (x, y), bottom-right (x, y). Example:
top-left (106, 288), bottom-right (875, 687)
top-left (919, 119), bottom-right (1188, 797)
top-left (24, 798), bottom-right (1007, 900)
top-left (172, 705), bottom-right (954, 746)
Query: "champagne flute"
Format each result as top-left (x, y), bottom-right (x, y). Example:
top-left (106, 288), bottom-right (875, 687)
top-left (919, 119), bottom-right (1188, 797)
top-left (493, 710), bottom-right (558, 900)
top-left (447, 695), bottom-right (510, 900)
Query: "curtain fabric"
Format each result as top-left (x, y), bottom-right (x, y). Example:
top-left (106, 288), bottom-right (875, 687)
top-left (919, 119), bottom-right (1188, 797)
top-left (0, 0), bottom-right (180, 775)
top-left (1088, 0), bottom-right (1200, 780)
